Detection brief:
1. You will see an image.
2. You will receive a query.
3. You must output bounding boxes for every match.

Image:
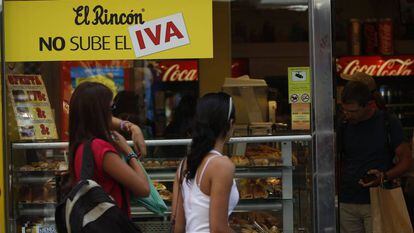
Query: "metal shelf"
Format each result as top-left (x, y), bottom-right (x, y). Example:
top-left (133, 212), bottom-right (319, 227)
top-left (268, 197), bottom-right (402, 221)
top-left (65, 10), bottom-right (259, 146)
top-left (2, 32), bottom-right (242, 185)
top-left (17, 175), bottom-right (55, 184)
top-left (18, 204), bottom-right (56, 216)
top-left (148, 168), bottom-right (283, 181)
top-left (386, 103), bottom-right (414, 108)
top-left (12, 135), bottom-right (312, 149)
top-left (131, 201), bottom-right (284, 216)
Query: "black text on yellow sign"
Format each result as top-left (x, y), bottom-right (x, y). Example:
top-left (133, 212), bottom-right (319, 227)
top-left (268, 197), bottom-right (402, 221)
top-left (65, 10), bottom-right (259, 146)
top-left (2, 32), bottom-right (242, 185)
top-left (39, 35), bottom-right (132, 52)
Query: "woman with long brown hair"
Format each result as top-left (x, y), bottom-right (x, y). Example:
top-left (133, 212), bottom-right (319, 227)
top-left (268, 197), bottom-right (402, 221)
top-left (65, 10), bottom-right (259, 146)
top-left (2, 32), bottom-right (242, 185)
top-left (69, 81), bottom-right (150, 216)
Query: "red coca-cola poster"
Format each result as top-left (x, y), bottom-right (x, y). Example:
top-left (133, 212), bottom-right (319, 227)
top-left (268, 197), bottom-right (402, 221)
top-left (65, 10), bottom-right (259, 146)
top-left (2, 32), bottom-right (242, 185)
top-left (158, 60), bottom-right (198, 82)
top-left (336, 56), bottom-right (414, 77)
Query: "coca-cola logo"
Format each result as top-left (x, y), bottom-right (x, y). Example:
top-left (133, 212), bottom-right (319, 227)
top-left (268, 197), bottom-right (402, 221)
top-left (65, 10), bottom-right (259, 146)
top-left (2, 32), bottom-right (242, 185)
top-left (161, 62), bottom-right (198, 82)
top-left (337, 56), bottom-right (414, 77)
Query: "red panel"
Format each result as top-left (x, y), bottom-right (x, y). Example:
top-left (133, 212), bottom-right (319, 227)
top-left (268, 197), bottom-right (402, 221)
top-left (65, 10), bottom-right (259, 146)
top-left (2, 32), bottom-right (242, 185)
top-left (336, 56), bottom-right (414, 77)
top-left (158, 60), bottom-right (198, 82)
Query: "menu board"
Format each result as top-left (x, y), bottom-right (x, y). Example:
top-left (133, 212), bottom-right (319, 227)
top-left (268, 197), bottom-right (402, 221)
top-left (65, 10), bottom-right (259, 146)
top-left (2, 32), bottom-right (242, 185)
top-left (6, 74), bottom-right (58, 140)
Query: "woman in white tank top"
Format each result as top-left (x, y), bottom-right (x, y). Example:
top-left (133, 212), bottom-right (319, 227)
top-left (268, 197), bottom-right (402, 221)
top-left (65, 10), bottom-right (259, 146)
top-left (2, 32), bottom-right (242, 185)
top-left (171, 92), bottom-right (239, 233)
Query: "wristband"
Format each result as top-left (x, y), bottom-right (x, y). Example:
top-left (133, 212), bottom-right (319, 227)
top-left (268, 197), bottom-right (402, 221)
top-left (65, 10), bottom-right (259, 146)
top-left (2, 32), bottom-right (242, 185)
top-left (126, 151), bottom-right (138, 163)
top-left (120, 120), bottom-right (129, 131)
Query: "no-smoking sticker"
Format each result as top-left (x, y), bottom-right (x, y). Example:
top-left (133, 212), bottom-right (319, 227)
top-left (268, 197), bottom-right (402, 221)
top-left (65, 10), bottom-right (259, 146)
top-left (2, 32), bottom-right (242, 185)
top-left (290, 94), bottom-right (299, 103)
top-left (288, 67), bottom-right (311, 104)
top-left (301, 93), bottom-right (310, 102)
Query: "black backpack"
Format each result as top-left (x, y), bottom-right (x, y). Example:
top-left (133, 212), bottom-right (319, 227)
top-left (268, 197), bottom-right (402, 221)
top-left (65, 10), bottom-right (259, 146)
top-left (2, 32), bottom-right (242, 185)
top-left (55, 139), bottom-right (142, 233)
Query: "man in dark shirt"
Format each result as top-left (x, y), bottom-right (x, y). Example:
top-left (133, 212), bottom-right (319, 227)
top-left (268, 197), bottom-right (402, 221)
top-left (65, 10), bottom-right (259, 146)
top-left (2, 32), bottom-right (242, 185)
top-left (339, 81), bottom-right (412, 233)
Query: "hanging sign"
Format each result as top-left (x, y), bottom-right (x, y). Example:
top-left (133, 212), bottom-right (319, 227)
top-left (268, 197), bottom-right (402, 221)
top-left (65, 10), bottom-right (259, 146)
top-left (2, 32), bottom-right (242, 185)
top-left (288, 67), bottom-right (311, 104)
top-left (5, 0), bottom-right (212, 62)
top-left (6, 75), bottom-right (58, 140)
top-left (336, 56), bottom-right (414, 77)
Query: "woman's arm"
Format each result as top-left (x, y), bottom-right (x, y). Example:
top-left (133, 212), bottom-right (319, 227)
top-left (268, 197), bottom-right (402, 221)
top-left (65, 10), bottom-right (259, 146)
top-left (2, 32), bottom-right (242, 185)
top-left (102, 151), bottom-right (150, 197)
top-left (209, 158), bottom-right (236, 233)
top-left (171, 165), bottom-right (186, 233)
top-left (105, 131), bottom-right (150, 197)
top-left (111, 117), bottom-right (147, 156)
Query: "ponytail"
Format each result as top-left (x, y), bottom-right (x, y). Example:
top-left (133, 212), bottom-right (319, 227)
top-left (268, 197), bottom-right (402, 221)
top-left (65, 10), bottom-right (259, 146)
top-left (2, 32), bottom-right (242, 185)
top-left (184, 92), bottom-right (235, 181)
top-left (185, 122), bottom-right (216, 180)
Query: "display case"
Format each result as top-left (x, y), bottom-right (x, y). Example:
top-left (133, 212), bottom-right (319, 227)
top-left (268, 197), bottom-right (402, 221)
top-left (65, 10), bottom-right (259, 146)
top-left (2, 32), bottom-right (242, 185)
top-left (9, 135), bottom-right (312, 233)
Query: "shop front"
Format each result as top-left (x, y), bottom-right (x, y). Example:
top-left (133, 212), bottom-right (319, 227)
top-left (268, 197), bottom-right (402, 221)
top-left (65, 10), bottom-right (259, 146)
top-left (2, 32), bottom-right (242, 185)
top-left (1, 0), bottom-right (335, 232)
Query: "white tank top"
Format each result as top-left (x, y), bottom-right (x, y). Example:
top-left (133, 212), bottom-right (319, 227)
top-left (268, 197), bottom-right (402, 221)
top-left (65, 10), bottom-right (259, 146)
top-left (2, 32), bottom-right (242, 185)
top-left (181, 150), bottom-right (239, 233)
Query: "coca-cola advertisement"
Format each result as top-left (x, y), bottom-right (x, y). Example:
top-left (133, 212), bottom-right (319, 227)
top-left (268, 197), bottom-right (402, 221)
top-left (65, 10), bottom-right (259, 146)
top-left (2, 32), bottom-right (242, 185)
top-left (336, 56), bottom-right (414, 77)
top-left (158, 60), bottom-right (198, 82)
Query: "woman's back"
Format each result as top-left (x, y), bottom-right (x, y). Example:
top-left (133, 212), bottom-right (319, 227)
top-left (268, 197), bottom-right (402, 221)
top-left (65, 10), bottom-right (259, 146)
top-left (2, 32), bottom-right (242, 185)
top-left (181, 150), bottom-right (239, 233)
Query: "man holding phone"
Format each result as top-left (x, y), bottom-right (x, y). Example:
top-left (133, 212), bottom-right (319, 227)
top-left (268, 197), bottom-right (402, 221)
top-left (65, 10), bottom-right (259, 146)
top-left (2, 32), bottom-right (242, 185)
top-left (339, 81), bottom-right (412, 233)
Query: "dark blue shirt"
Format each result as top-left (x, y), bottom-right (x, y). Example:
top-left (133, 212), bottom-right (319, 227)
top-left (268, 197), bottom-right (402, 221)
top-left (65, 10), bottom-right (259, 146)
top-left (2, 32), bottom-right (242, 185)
top-left (339, 110), bottom-right (404, 204)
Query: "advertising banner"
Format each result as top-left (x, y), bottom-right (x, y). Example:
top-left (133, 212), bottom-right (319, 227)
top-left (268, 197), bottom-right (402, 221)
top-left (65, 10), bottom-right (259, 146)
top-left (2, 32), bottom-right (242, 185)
top-left (336, 56), bottom-right (414, 77)
top-left (5, 0), bottom-right (212, 62)
top-left (6, 75), bottom-right (58, 140)
top-left (158, 60), bottom-right (198, 82)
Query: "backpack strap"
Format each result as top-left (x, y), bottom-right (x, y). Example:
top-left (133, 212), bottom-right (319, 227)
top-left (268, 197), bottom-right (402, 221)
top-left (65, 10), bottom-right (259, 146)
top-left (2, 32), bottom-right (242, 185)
top-left (80, 138), bottom-right (95, 180)
top-left (120, 184), bottom-right (129, 215)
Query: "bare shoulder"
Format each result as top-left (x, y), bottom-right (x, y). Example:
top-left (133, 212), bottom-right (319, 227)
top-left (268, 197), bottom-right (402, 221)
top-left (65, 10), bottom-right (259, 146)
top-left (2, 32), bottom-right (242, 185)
top-left (209, 156), bottom-right (235, 174)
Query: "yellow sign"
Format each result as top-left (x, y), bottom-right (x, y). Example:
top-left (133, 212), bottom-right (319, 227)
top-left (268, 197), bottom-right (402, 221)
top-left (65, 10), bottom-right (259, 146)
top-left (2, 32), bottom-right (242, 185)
top-left (288, 67), bottom-right (311, 104)
top-left (6, 75), bottom-right (58, 140)
top-left (0, 68), bottom-right (4, 233)
top-left (5, 0), bottom-right (212, 62)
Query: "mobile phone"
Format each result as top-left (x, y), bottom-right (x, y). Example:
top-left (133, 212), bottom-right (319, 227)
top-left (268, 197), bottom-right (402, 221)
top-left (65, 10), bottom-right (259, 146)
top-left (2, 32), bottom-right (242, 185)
top-left (362, 174), bottom-right (377, 183)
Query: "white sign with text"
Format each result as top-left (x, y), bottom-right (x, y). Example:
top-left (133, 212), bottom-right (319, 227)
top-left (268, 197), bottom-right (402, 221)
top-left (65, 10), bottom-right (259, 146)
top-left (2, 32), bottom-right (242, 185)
top-left (129, 13), bottom-right (190, 58)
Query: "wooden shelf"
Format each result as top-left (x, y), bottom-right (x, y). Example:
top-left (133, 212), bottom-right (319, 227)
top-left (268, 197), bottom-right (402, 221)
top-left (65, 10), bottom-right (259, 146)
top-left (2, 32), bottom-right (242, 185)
top-left (232, 42), bottom-right (309, 77)
top-left (335, 40), bottom-right (414, 56)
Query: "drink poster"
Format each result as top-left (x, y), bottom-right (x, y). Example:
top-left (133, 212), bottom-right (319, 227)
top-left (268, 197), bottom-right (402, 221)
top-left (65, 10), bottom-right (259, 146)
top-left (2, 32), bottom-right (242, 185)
top-left (6, 74), bottom-right (58, 140)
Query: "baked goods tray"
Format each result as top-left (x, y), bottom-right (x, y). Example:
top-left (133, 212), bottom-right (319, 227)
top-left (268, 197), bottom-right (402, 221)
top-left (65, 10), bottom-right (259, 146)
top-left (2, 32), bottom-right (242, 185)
top-left (141, 158), bottom-right (182, 171)
top-left (239, 196), bottom-right (283, 202)
top-left (134, 221), bottom-right (171, 233)
top-left (14, 170), bottom-right (67, 175)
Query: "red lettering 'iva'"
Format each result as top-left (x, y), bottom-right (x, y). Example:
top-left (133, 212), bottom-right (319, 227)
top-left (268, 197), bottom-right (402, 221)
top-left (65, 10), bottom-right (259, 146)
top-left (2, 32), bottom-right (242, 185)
top-left (144, 25), bottom-right (162, 47)
top-left (135, 21), bottom-right (184, 50)
top-left (165, 21), bottom-right (184, 42)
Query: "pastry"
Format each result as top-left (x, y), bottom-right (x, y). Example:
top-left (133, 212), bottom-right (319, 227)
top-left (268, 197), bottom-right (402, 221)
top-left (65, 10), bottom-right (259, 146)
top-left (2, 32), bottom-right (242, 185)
top-left (43, 180), bottom-right (56, 203)
top-left (251, 158), bottom-right (269, 166)
top-left (152, 160), bottom-right (161, 168)
top-left (154, 182), bottom-right (167, 191)
top-left (161, 161), bottom-right (169, 167)
top-left (159, 189), bottom-right (172, 201)
top-left (20, 165), bottom-right (35, 172)
top-left (253, 184), bottom-right (268, 199)
top-left (230, 156), bottom-right (250, 166)
top-left (57, 161), bottom-right (68, 171)
top-left (238, 180), bottom-right (253, 199)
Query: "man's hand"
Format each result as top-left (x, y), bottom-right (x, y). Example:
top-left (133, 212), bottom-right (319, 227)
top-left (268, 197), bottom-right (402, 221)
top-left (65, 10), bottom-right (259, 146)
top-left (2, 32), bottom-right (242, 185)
top-left (359, 169), bottom-right (384, 187)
